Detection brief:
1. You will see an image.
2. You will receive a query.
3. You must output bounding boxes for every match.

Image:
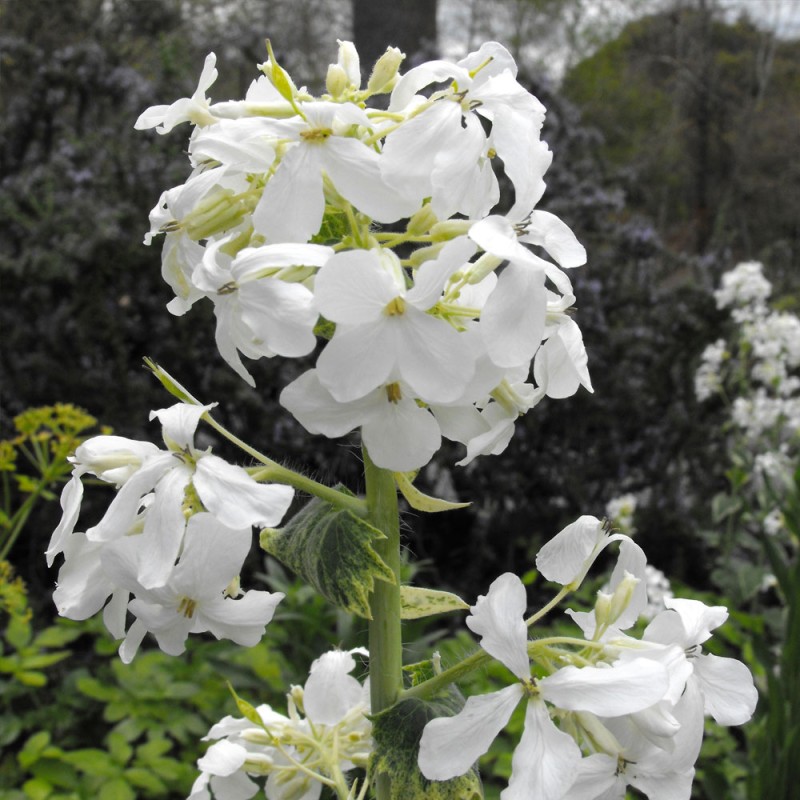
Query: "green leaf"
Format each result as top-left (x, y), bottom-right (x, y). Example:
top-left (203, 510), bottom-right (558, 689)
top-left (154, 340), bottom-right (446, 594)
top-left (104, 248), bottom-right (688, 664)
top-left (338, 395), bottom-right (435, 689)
top-left (260, 490), bottom-right (395, 619)
top-left (371, 694), bottom-right (483, 800)
top-left (399, 587), bottom-right (469, 619)
top-left (123, 767), bottom-right (168, 794)
top-left (98, 778), bottom-right (135, 800)
top-left (5, 615), bottom-right (32, 649)
top-left (711, 492), bottom-right (743, 524)
top-left (31, 625), bottom-right (82, 649)
top-left (20, 778), bottom-right (52, 800)
top-left (18, 732), bottom-right (52, 768)
top-left (61, 748), bottom-right (118, 777)
top-left (394, 473), bottom-right (470, 513)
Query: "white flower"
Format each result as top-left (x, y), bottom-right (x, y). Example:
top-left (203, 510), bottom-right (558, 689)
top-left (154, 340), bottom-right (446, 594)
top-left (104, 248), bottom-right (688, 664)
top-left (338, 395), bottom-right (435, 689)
top-left (251, 102), bottom-right (415, 243)
top-left (418, 573), bottom-right (669, 800)
top-left (51, 403), bottom-right (293, 591)
top-left (314, 244), bottom-right (477, 404)
top-left (644, 599), bottom-right (758, 726)
top-left (136, 53), bottom-right (220, 134)
top-left (192, 238), bottom-right (333, 386)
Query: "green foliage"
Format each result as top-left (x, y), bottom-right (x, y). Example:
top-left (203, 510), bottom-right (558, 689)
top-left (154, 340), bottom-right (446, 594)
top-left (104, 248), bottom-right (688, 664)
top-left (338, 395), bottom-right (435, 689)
top-left (370, 692), bottom-right (483, 800)
top-left (261, 490), bottom-right (395, 619)
top-left (0, 405), bottom-right (105, 560)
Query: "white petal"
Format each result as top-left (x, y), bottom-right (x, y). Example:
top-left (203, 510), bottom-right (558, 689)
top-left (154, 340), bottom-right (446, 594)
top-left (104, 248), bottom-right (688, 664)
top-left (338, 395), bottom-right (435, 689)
top-left (481, 263), bottom-right (547, 368)
top-left (197, 739), bottom-right (248, 777)
top-left (151, 403), bottom-right (215, 450)
top-left (52, 533), bottom-right (112, 619)
top-left (194, 454), bottom-right (294, 529)
top-left (252, 145), bottom-right (324, 243)
top-left (664, 598), bottom-right (728, 645)
top-left (362, 396), bottom-right (441, 472)
top-left (535, 515), bottom-right (605, 586)
top-left (466, 573), bottom-right (530, 680)
top-left (316, 321), bottom-right (396, 402)
top-left (238, 279), bottom-right (318, 358)
top-left (534, 319), bottom-right (593, 399)
top-left (314, 249), bottom-right (398, 324)
top-left (172, 513), bottom-right (251, 597)
top-left (323, 137), bottom-right (416, 222)
top-left (199, 591), bottom-right (283, 647)
top-left (501, 698), bottom-right (581, 800)
top-left (281, 369), bottom-right (376, 437)
top-left (521, 210), bottom-right (587, 268)
top-left (303, 649), bottom-right (365, 725)
top-left (540, 658), bottom-right (669, 716)
top-left (694, 653), bottom-right (757, 725)
top-left (46, 474), bottom-right (84, 566)
top-left (137, 465), bottom-right (192, 589)
top-left (406, 237), bottom-right (477, 310)
top-left (418, 684), bottom-right (523, 780)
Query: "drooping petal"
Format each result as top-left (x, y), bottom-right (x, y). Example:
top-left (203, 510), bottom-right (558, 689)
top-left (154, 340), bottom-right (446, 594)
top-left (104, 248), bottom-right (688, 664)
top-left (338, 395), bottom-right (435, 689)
top-left (501, 697), bottom-right (581, 800)
top-left (46, 474), bottom-right (84, 566)
top-left (533, 319), bottom-right (593, 399)
top-left (194, 454), bottom-right (294, 529)
top-left (480, 263), bottom-right (547, 368)
top-left (466, 573), bottom-right (530, 680)
top-left (418, 683), bottom-right (523, 780)
top-left (694, 653), bottom-right (757, 725)
top-left (521, 210), bottom-right (587, 269)
top-left (361, 395), bottom-right (441, 472)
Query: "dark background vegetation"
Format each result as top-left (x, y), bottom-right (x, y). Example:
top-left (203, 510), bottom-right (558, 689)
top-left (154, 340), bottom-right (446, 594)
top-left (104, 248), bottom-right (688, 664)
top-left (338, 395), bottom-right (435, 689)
top-left (0, 0), bottom-right (798, 795)
top-left (4, 0), bottom-right (797, 594)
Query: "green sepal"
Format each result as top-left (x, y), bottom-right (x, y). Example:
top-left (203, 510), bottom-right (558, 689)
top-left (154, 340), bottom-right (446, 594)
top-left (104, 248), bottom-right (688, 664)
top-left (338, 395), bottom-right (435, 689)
top-left (370, 691), bottom-right (483, 800)
top-left (395, 472), bottom-right (470, 513)
top-left (260, 489), bottom-right (395, 619)
top-left (400, 586), bottom-right (469, 619)
top-left (143, 358), bottom-right (195, 404)
top-left (265, 40), bottom-right (297, 104)
top-left (226, 682), bottom-right (266, 729)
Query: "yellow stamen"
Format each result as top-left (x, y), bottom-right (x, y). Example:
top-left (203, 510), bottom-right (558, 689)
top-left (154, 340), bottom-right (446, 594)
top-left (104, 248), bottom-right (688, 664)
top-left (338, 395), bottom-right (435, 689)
top-left (385, 383), bottom-right (402, 403)
top-left (384, 297), bottom-right (406, 316)
top-left (177, 597), bottom-right (198, 618)
top-left (300, 127), bottom-right (333, 142)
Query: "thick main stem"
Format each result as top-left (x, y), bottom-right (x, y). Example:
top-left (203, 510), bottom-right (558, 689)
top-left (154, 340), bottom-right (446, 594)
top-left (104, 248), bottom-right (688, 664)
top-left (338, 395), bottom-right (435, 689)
top-left (363, 447), bottom-right (403, 799)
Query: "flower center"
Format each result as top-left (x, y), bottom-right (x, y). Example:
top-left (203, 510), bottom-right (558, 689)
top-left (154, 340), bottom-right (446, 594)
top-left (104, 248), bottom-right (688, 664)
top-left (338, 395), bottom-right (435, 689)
top-left (177, 597), bottom-right (198, 618)
top-left (300, 127), bottom-right (333, 142)
top-left (383, 297), bottom-right (406, 316)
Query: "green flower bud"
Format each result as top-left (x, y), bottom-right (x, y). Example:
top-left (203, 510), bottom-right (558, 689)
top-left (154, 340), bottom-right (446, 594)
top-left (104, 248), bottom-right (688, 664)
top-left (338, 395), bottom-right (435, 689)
top-left (367, 46), bottom-right (405, 94)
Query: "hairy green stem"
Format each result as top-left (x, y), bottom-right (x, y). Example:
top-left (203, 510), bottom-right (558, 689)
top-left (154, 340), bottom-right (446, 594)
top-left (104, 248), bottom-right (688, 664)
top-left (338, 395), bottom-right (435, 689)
top-left (364, 447), bottom-right (403, 799)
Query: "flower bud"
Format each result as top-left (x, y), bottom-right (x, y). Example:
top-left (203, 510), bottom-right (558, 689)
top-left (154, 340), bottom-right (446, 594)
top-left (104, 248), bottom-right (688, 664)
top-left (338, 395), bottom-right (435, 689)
top-left (326, 64), bottom-right (349, 98)
top-left (367, 46), bottom-right (404, 94)
top-left (407, 203), bottom-right (439, 235)
top-left (430, 219), bottom-right (472, 241)
top-left (336, 39), bottom-right (361, 88)
top-left (409, 242), bottom-right (444, 268)
top-left (601, 571), bottom-right (640, 626)
top-left (467, 252), bottom-right (504, 284)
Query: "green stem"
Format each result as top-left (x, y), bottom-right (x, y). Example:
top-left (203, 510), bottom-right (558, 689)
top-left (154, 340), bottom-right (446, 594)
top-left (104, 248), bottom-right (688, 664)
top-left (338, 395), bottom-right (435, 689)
top-left (400, 648), bottom-right (492, 703)
top-left (363, 447), bottom-right (403, 800)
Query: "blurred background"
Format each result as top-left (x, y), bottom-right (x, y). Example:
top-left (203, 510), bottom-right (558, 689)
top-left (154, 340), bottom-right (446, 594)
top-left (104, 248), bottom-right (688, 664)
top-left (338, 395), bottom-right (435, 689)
top-left (1, 0), bottom-right (798, 797)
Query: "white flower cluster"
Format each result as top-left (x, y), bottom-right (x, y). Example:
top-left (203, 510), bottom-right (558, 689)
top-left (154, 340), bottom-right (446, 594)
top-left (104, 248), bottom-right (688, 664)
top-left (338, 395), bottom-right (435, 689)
top-left (46, 403), bottom-right (291, 662)
top-left (136, 40), bottom-right (591, 472)
top-left (418, 516), bottom-right (757, 800)
top-left (190, 648), bottom-right (371, 800)
top-left (604, 493), bottom-right (637, 535)
top-left (697, 262), bottom-right (800, 442)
